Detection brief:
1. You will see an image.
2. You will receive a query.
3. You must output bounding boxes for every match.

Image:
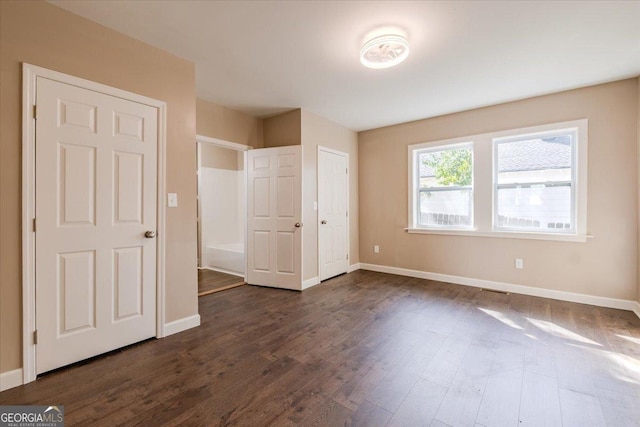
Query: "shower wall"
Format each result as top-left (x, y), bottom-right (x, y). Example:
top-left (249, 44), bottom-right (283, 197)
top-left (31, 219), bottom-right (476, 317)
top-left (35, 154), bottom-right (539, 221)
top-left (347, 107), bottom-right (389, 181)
top-left (198, 143), bottom-right (245, 275)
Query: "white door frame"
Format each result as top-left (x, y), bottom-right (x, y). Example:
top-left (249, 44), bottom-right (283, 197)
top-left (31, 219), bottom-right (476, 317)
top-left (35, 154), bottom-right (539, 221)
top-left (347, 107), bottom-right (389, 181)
top-left (195, 134), bottom-right (251, 281)
top-left (317, 145), bottom-right (350, 281)
top-left (21, 63), bottom-right (168, 384)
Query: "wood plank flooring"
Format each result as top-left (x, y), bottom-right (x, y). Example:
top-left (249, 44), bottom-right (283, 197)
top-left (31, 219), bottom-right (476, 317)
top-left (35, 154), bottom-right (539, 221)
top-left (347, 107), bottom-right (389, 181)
top-left (2, 270), bottom-right (639, 426)
top-left (198, 269), bottom-right (245, 296)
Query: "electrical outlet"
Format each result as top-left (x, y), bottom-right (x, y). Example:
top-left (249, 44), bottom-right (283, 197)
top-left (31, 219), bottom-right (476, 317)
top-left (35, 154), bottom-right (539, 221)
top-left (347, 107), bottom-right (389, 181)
top-left (374, 245), bottom-right (380, 253)
top-left (515, 258), bottom-right (524, 269)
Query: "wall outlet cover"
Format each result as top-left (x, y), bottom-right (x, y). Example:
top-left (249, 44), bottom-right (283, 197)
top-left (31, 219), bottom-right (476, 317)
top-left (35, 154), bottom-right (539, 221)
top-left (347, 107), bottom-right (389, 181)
top-left (168, 193), bottom-right (178, 208)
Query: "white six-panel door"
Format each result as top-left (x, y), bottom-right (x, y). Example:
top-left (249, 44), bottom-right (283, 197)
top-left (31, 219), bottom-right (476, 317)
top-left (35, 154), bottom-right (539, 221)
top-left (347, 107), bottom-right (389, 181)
top-left (318, 148), bottom-right (348, 281)
top-left (35, 77), bottom-right (158, 374)
top-left (247, 146), bottom-right (302, 290)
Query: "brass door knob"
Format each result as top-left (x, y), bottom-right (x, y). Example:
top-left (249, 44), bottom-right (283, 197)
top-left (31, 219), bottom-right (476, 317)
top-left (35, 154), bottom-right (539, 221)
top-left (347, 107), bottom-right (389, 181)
top-left (321, 220), bottom-right (327, 225)
top-left (144, 231), bottom-right (157, 238)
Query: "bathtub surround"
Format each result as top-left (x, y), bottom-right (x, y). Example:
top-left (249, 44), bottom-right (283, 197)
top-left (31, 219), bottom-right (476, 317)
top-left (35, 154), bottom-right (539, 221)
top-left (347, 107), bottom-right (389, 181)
top-left (198, 143), bottom-right (246, 276)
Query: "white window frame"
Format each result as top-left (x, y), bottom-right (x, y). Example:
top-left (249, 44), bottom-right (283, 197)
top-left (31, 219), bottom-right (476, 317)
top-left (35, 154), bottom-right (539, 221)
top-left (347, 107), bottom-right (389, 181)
top-left (409, 138), bottom-right (475, 232)
top-left (407, 119), bottom-right (588, 242)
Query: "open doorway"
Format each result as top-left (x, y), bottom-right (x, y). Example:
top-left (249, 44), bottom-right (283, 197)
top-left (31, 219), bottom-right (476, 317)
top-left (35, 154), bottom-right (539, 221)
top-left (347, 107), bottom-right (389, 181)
top-left (196, 135), bottom-right (249, 296)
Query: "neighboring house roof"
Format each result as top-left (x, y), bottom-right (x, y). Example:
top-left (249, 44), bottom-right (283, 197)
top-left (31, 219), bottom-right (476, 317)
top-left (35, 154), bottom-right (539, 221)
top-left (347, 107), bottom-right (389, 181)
top-left (420, 136), bottom-right (571, 177)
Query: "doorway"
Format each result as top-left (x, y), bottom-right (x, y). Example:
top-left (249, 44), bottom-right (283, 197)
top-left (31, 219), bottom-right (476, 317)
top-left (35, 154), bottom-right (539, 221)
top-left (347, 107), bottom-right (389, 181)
top-left (196, 135), bottom-right (248, 296)
top-left (22, 64), bottom-right (167, 381)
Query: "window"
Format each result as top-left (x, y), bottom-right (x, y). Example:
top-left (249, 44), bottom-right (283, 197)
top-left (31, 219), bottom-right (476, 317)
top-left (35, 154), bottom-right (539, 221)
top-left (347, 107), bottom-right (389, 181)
top-left (413, 143), bottom-right (473, 228)
top-left (494, 129), bottom-right (576, 233)
top-left (408, 119), bottom-right (587, 241)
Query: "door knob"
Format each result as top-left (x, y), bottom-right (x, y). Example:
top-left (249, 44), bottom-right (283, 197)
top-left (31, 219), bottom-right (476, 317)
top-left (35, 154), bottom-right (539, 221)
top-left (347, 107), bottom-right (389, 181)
top-left (294, 222), bottom-right (302, 228)
top-left (144, 231), bottom-right (157, 238)
top-left (321, 220), bottom-right (327, 225)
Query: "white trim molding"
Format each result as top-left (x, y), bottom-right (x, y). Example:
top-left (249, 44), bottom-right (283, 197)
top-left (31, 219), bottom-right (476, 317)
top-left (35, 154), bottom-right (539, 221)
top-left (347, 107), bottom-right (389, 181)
top-left (0, 369), bottom-right (24, 392)
top-left (22, 63), bottom-right (168, 382)
top-left (302, 277), bottom-right (320, 290)
top-left (196, 134), bottom-right (252, 151)
top-left (163, 315), bottom-right (201, 337)
top-left (360, 263), bottom-right (639, 314)
top-left (633, 301), bottom-right (640, 320)
top-left (347, 263), bottom-right (361, 273)
top-left (198, 266), bottom-right (245, 279)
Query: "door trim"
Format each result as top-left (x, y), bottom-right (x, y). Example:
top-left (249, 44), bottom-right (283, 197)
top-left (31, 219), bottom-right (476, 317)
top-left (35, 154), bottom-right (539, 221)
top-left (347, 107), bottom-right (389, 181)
top-left (317, 146), bottom-right (350, 282)
top-left (21, 63), bottom-right (168, 384)
top-left (196, 134), bottom-right (252, 152)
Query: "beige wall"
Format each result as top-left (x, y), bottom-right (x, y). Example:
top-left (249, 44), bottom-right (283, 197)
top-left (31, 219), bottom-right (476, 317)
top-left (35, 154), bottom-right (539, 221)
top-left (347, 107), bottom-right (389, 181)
top-left (302, 110), bottom-right (359, 280)
top-left (359, 78), bottom-right (639, 301)
top-left (199, 144), bottom-right (242, 171)
top-left (263, 109), bottom-right (302, 147)
top-left (196, 98), bottom-right (263, 148)
top-left (0, 1), bottom-right (198, 374)
top-left (638, 76), bottom-right (640, 304)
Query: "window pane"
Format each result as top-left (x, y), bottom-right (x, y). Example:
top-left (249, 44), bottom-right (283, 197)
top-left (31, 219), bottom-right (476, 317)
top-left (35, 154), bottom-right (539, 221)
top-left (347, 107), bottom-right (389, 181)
top-left (496, 185), bottom-right (571, 231)
top-left (419, 189), bottom-right (472, 227)
top-left (496, 134), bottom-right (572, 185)
top-left (419, 145), bottom-right (472, 189)
top-left (495, 131), bottom-right (574, 232)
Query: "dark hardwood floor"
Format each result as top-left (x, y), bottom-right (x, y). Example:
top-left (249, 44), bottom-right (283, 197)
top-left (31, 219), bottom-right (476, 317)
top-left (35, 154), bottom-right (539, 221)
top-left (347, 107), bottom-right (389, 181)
top-left (2, 270), bottom-right (639, 426)
top-left (198, 269), bottom-right (245, 296)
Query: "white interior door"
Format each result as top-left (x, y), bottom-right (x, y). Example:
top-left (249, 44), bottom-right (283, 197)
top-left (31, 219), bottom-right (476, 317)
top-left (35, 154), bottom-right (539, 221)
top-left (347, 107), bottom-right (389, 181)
top-left (246, 146), bottom-right (302, 290)
top-left (318, 148), bottom-right (348, 281)
top-left (35, 77), bottom-right (158, 374)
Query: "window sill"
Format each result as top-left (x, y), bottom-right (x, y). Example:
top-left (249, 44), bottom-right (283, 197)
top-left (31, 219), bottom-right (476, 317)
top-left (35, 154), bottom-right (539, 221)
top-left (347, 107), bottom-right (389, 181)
top-left (405, 228), bottom-right (590, 242)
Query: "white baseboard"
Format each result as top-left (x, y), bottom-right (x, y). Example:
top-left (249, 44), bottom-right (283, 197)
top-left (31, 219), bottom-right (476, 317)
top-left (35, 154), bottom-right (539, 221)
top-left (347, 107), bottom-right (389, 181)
top-left (302, 277), bottom-right (320, 290)
top-left (198, 266), bottom-right (245, 278)
top-left (303, 264), bottom-right (361, 289)
top-left (359, 263), bottom-right (639, 315)
top-left (163, 314), bottom-right (201, 337)
top-left (0, 368), bottom-right (23, 392)
top-left (633, 301), bottom-right (640, 320)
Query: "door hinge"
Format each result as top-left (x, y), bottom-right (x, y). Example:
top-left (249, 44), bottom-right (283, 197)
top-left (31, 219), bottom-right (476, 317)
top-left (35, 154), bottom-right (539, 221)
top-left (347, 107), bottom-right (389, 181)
top-left (346, 254), bottom-right (349, 260)
top-left (33, 105), bottom-right (37, 120)
top-left (32, 218), bottom-right (36, 232)
top-left (346, 168), bottom-right (348, 174)
top-left (33, 330), bottom-right (38, 344)
top-left (346, 211), bottom-right (348, 217)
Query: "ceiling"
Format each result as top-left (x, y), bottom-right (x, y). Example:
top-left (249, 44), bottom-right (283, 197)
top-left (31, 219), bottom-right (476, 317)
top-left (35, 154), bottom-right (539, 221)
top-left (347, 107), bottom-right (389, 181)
top-left (50, 1), bottom-right (640, 131)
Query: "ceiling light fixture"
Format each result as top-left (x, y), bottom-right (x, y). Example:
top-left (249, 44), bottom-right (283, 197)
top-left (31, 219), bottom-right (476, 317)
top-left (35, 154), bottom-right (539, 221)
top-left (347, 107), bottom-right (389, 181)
top-left (360, 34), bottom-right (410, 69)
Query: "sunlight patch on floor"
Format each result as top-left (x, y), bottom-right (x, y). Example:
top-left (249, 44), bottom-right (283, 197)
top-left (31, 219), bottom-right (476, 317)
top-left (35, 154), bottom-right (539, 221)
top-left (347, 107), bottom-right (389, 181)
top-left (527, 318), bottom-right (602, 347)
top-left (616, 333), bottom-right (640, 346)
top-left (478, 307), bottom-right (524, 330)
top-left (567, 343), bottom-right (640, 385)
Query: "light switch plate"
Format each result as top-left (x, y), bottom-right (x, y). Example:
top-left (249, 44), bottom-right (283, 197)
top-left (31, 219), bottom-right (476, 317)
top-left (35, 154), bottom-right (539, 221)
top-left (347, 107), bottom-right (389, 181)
top-left (168, 193), bottom-right (178, 208)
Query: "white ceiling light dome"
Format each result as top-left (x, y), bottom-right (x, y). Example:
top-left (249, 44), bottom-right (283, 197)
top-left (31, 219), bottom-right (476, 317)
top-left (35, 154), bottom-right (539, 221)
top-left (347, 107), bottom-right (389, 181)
top-left (360, 34), bottom-right (410, 69)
